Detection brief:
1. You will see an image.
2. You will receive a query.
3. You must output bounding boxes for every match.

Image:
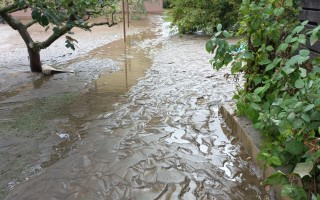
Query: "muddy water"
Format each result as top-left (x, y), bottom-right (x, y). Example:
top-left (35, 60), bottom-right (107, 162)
top-left (0, 28), bottom-right (158, 199)
top-left (2, 19), bottom-right (267, 199)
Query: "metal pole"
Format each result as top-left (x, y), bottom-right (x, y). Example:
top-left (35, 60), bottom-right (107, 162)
top-left (127, 0), bottom-right (130, 28)
top-left (122, 0), bottom-right (126, 43)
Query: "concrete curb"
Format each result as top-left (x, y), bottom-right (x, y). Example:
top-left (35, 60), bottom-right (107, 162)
top-left (219, 103), bottom-right (287, 200)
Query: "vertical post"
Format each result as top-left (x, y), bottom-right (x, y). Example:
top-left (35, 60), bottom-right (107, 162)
top-left (122, 0), bottom-right (126, 43)
top-left (127, 0), bottom-right (130, 28)
top-left (124, 47), bottom-right (128, 90)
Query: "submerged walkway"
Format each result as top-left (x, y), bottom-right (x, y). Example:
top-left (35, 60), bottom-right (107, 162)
top-left (4, 21), bottom-right (266, 199)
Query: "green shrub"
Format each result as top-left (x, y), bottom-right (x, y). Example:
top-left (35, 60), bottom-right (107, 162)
top-left (206, 0), bottom-right (320, 199)
top-left (163, 0), bottom-right (172, 8)
top-left (169, 0), bottom-right (241, 34)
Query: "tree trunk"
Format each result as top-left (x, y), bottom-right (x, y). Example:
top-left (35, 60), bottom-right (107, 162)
top-left (28, 48), bottom-right (42, 72)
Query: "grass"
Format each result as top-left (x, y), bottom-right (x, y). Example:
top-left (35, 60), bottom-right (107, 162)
top-left (11, 92), bottom-right (79, 133)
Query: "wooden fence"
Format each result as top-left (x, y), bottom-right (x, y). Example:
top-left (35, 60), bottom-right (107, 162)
top-left (300, 0), bottom-right (320, 57)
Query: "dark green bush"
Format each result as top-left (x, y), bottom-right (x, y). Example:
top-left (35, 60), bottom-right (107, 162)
top-left (163, 0), bottom-right (172, 8)
top-left (169, 0), bottom-right (241, 34)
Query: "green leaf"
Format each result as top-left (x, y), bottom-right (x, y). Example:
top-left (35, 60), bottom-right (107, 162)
top-left (293, 119), bottom-right (304, 129)
top-left (295, 79), bottom-right (304, 89)
top-left (253, 77), bottom-right (262, 85)
top-left (292, 25), bottom-right (305, 34)
top-left (274, 8), bottom-right (285, 16)
top-left (291, 42), bottom-right (299, 53)
top-left (243, 52), bottom-right (254, 59)
top-left (206, 41), bottom-right (213, 52)
top-left (302, 20), bottom-right (309, 26)
top-left (31, 9), bottom-right (41, 21)
top-left (266, 58), bottom-right (282, 71)
top-left (270, 156), bottom-right (282, 166)
top-left (311, 31), bottom-right (318, 46)
top-left (310, 26), bottom-right (320, 45)
top-left (254, 87), bottom-right (265, 94)
top-left (222, 30), bottom-right (232, 38)
top-left (285, 0), bottom-right (293, 7)
top-left (304, 104), bottom-right (315, 112)
top-left (53, 27), bottom-right (60, 35)
top-left (311, 193), bottom-right (320, 200)
top-left (294, 102), bottom-right (304, 110)
top-left (249, 94), bottom-right (261, 102)
top-left (262, 152), bottom-right (271, 158)
top-left (263, 172), bottom-right (288, 186)
top-left (281, 185), bottom-right (307, 200)
top-left (299, 67), bottom-right (307, 78)
top-left (285, 35), bottom-right (293, 43)
top-left (287, 112), bottom-right (296, 122)
top-left (299, 49), bottom-right (310, 57)
top-left (217, 24), bottom-right (222, 32)
top-left (277, 43), bottom-right (289, 53)
top-left (231, 61), bottom-right (242, 74)
top-left (286, 55), bottom-right (309, 67)
top-left (41, 15), bottom-right (49, 26)
top-left (282, 66), bottom-right (296, 75)
top-left (293, 162), bottom-right (314, 178)
top-left (259, 57), bottom-right (271, 65)
top-left (266, 45), bottom-right (274, 51)
top-left (250, 103), bottom-right (261, 111)
top-left (314, 99), bottom-right (320, 106)
top-left (285, 140), bottom-right (305, 155)
top-left (301, 113), bottom-right (310, 122)
top-left (298, 35), bottom-right (306, 44)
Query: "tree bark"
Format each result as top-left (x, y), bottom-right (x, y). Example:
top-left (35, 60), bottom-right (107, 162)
top-left (28, 48), bottom-right (42, 72)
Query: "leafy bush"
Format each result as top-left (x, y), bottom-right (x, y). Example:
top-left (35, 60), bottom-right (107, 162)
top-left (169, 0), bottom-right (241, 33)
top-left (206, 0), bottom-right (320, 199)
top-left (163, 0), bottom-right (172, 8)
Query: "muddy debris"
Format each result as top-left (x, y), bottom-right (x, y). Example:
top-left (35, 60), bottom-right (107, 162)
top-left (1, 15), bottom-right (268, 200)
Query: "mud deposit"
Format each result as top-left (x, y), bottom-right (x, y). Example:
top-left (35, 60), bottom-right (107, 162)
top-left (1, 16), bottom-right (266, 200)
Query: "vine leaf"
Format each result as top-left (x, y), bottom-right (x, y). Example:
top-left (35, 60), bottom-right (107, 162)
top-left (281, 185), bottom-right (307, 200)
top-left (292, 162), bottom-right (313, 178)
top-left (263, 171), bottom-right (288, 186)
top-left (285, 140), bottom-right (305, 155)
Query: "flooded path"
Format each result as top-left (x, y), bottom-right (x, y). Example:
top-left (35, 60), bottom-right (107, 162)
top-left (2, 17), bottom-right (266, 199)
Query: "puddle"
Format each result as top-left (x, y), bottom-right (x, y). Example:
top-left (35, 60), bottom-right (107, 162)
top-left (1, 16), bottom-right (267, 200)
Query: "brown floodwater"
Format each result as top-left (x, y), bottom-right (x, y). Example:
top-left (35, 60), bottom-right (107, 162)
top-left (1, 16), bottom-right (268, 200)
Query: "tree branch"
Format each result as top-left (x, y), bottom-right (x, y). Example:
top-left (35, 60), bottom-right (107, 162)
top-left (0, 3), bottom-right (18, 14)
top-left (76, 11), bottom-right (117, 29)
top-left (75, 21), bottom-right (117, 29)
top-left (8, 6), bottom-right (29, 14)
top-left (25, 20), bottom-right (37, 29)
top-left (0, 12), bottom-right (34, 48)
top-left (39, 25), bottom-right (73, 49)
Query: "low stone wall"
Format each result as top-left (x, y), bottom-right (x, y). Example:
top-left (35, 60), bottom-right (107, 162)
top-left (219, 103), bottom-right (290, 200)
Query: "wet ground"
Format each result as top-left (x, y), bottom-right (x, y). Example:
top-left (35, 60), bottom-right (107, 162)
top-left (1, 15), bottom-right (267, 199)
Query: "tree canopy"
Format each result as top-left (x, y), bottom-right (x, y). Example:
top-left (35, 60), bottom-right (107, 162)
top-left (0, 0), bottom-right (120, 72)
